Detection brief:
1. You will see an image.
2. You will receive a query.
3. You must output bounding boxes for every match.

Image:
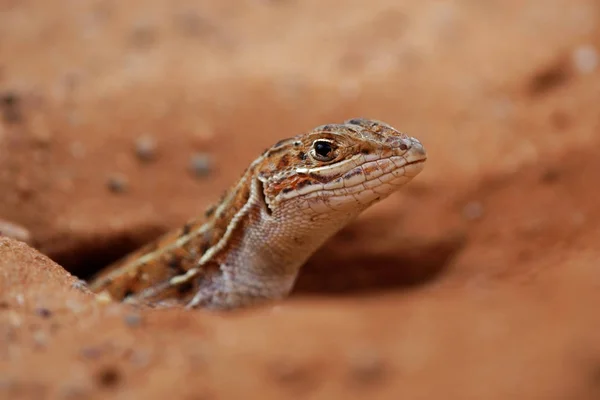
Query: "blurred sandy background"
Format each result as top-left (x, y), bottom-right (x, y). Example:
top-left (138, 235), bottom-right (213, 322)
top-left (1, 0), bottom-right (600, 399)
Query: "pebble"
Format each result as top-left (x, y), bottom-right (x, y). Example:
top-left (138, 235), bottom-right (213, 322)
top-left (35, 307), bottom-right (52, 318)
top-left (174, 11), bottom-right (210, 37)
top-left (123, 313), bottom-right (142, 328)
top-left (572, 44), bottom-right (598, 74)
top-left (269, 360), bottom-right (309, 384)
top-left (15, 175), bottom-right (33, 197)
top-left (347, 350), bottom-right (386, 384)
top-left (134, 135), bottom-right (157, 162)
top-left (0, 91), bottom-right (22, 123)
top-left (128, 349), bottom-right (152, 367)
top-left (32, 330), bottom-right (48, 348)
top-left (1, 92), bottom-right (17, 106)
top-left (130, 23), bottom-right (158, 49)
top-left (95, 292), bottom-right (113, 304)
top-left (71, 279), bottom-right (89, 293)
top-left (96, 366), bottom-right (122, 388)
top-left (106, 174), bottom-right (129, 194)
top-left (30, 116), bottom-right (52, 147)
top-left (540, 167), bottom-right (560, 183)
top-left (189, 153), bottom-right (212, 177)
top-left (80, 346), bottom-right (104, 360)
top-left (0, 219), bottom-right (32, 244)
top-left (462, 201), bottom-right (484, 221)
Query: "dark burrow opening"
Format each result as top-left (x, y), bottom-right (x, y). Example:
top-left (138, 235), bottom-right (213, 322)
top-left (51, 225), bottom-right (166, 281)
top-left (54, 222), bottom-right (465, 298)
top-left (293, 232), bottom-right (464, 296)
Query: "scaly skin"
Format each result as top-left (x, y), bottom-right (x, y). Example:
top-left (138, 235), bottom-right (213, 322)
top-left (88, 118), bottom-right (427, 310)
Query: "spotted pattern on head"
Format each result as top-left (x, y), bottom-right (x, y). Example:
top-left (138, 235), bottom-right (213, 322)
top-left (258, 118), bottom-right (416, 201)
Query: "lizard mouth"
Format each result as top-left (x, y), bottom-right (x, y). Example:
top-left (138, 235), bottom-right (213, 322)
top-left (404, 158), bottom-right (427, 172)
top-left (275, 153), bottom-right (427, 205)
top-left (405, 157), bottom-right (427, 166)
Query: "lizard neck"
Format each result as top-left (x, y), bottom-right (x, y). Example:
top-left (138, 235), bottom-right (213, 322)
top-left (209, 175), bottom-right (360, 301)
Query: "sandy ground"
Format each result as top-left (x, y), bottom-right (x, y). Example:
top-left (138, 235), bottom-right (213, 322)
top-left (1, 0), bottom-right (600, 398)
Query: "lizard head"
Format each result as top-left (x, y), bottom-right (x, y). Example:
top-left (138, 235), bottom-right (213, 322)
top-left (257, 118), bottom-right (427, 215)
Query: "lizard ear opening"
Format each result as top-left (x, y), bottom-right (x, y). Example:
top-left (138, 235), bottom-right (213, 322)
top-left (256, 177), bottom-right (273, 216)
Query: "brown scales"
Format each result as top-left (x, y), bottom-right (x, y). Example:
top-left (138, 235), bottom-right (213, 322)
top-left (89, 162), bottom-right (256, 301)
top-left (88, 118), bottom-right (427, 309)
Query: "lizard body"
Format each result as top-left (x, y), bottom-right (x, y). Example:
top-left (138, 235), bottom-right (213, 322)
top-left (89, 118), bottom-right (427, 310)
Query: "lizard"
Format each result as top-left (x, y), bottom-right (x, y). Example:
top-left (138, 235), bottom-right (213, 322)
top-left (88, 118), bottom-right (427, 311)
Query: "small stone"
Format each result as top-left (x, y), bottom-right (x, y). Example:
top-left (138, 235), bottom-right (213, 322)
top-left (15, 175), bottom-right (33, 197)
top-left (15, 294), bottom-right (25, 306)
top-left (347, 350), bottom-right (386, 385)
top-left (31, 120), bottom-right (53, 147)
top-left (96, 366), bottom-right (122, 388)
top-left (95, 292), bottom-right (113, 304)
top-left (189, 153), bottom-right (212, 178)
top-left (127, 349), bottom-right (152, 367)
top-left (174, 11), bottom-right (212, 37)
top-left (0, 91), bottom-right (22, 123)
top-left (130, 23), bottom-right (158, 49)
top-left (269, 360), bottom-right (309, 385)
top-left (529, 61), bottom-right (568, 95)
top-left (572, 45), bottom-right (598, 74)
top-left (80, 346), bottom-right (104, 360)
top-left (123, 313), bottom-right (142, 327)
top-left (0, 219), bottom-right (31, 244)
top-left (462, 201), bottom-right (484, 221)
top-left (134, 135), bottom-right (157, 162)
top-left (1, 92), bottom-right (17, 106)
top-left (540, 168), bottom-right (560, 183)
top-left (191, 121), bottom-right (216, 141)
top-left (35, 307), bottom-right (52, 318)
top-left (32, 330), bottom-right (48, 347)
top-left (107, 174), bottom-right (129, 194)
top-left (71, 279), bottom-right (89, 292)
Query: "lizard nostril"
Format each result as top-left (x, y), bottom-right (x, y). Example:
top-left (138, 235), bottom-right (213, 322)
top-left (399, 143), bottom-right (409, 151)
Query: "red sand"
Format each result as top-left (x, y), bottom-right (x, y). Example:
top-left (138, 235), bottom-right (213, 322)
top-left (1, 0), bottom-right (600, 398)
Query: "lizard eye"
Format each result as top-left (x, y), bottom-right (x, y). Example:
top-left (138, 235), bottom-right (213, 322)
top-left (312, 140), bottom-right (335, 161)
